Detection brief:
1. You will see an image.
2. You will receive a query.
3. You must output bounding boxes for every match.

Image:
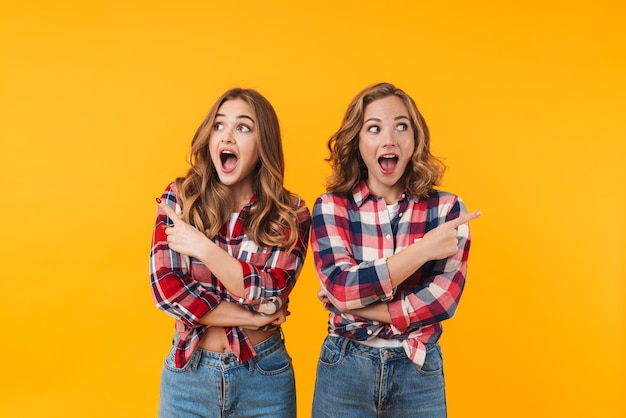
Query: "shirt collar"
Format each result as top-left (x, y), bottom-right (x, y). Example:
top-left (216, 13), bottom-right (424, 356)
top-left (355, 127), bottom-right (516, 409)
top-left (351, 180), bottom-right (418, 207)
top-left (241, 194), bottom-right (257, 212)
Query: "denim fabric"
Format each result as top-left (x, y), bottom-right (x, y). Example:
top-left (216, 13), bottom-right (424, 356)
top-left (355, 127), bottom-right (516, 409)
top-left (312, 336), bottom-right (447, 418)
top-left (159, 331), bottom-right (296, 418)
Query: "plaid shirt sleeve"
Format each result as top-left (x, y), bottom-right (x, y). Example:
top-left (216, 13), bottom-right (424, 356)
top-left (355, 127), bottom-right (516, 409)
top-left (149, 183), bottom-right (221, 329)
top-left (387, 196), bottom-right (471, 331)
top-left (235, 198), bottom-right (311, 315)
top-left (311, 194), bottom-right (396, 312)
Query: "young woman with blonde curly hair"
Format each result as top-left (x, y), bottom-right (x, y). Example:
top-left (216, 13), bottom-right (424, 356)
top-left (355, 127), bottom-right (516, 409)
top-left (150, 88), bottom-right (311, 418)
top-left (311, 82), bottom-right (480, 417)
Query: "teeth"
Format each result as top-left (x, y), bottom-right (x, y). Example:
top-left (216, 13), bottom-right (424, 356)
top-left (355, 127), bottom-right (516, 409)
top-left (381, 154), bottom-right (396, 159)
top-left (220, 150), bottom-right (236, 164)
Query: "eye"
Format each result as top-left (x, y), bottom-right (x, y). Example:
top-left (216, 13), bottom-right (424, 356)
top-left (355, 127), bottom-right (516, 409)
top-left (397, 123), bottom-right (408, 132)
top-left (238, 124), bottom-right (251, 133)
top-left (366, 125), bottom-right (380, 133)
top-left (213, 121), bottom-right (224, 131)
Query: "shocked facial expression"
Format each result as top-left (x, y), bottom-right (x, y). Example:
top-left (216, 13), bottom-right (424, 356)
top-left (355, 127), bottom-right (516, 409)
top-left (209, 98), bottom-right (259, 193)
top-left (358, 95), bottom-right (415, 203)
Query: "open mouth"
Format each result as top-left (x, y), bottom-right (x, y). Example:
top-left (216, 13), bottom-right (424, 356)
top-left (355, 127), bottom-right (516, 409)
top-left (378, 154), bottom-right (399, 173)
top-left (220, 150), bottom-right (238, 172)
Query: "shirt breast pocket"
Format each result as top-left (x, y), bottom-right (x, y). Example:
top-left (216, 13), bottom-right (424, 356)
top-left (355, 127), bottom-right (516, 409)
top-left (248, 251), bottom-right (272, 268)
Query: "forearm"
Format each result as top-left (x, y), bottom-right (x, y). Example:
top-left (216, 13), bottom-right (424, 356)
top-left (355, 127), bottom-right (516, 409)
top-left (387, 206), bottom-right (476, 288)
top-left (160, 196), bottom-right (310, 307)
top-left (346, 301), bottom-right (392, 324)
top-left (195, 241), bottom-right (246, 297)
top-left (197, 301), bottom-right (260, 328)
top-left (386, 241), bottom-right (431, 288)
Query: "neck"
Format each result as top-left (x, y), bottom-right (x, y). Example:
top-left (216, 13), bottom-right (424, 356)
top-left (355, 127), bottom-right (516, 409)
top-left (226, 178), bottom-right (255, 212)
top-left (366, 182), bottom-right (403, 205)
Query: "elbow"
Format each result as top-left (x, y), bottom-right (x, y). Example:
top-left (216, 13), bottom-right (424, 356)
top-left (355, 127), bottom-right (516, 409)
top-left (435, 297), bottom-right (459, 323)
top-left (153, 299), bottom-right (179, 318)
top-left (153, 300), bottom-right (201, 328)
top-left (430, 280), bottom-right (463, 322)
top-left (323, 283), bottom-right (380, 313)
top-left (331, 300), bottom-right (352, 314)
top-left (441, 305), bottom-right (457, 322)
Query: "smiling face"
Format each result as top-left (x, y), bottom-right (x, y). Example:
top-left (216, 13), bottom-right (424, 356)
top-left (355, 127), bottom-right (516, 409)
top-left (358, 95), bottom-right (415, 204)
top-left (209, 98), bottom-right (259, 200)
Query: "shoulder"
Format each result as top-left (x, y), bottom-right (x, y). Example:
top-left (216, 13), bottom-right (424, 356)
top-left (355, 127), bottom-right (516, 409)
top-left (425, 189), bottom-right (463, 205)
top-left (289, 193), bottom-right (312, 223)
top-left (312, 192), bottom-right (354, 223)
top-left (159, 182), bottom-right (179, 205)
top-left (314, 192), bottom-right (351, 207)
top-left (289, 193), bottom-right (306, 209)
top-left (423, 189), bottom-right (468, 217)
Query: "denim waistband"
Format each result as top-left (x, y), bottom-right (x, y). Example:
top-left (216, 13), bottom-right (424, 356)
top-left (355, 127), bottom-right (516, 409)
top-left (192, 331), bottom-right (284, 370)
top-left (330, 335), bottom-right (410, 361)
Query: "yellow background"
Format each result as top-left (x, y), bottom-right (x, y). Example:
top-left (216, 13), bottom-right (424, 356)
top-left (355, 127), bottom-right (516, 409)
top-left (1, 0), bottom-right (624, 416)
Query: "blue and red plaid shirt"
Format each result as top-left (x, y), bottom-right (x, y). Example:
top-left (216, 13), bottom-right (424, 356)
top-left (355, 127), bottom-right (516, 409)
top-left (311, 180), bottom-right (472, 367)
top-left (150, 183), bottom-right (311, 368)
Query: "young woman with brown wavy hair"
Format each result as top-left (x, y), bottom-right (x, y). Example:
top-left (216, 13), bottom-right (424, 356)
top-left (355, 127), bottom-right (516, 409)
top-left (150, 88), bottom-right (311, 418)
top-left (325, 82), bottom-right (446, 199)
top-left (311, 82), bottom-right (480, 417)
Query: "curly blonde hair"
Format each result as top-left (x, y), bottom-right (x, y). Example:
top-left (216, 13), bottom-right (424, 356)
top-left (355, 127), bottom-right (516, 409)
top-left (326, 82), bottom-right (445, 198)
top-left (175, 88), bottom-right (300, 250)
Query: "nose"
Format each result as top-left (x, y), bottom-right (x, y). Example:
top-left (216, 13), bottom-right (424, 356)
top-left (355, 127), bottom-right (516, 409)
top-left (382, 130), bottom-right (396, 147)
top-left (220, 127), bottom-right (235, 143)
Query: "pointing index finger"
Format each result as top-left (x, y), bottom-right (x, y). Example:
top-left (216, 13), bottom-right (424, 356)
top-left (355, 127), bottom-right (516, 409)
top-left (446, 211), bottom-right (481, 229)
top-left (156, 198), bottom-right (180, 225)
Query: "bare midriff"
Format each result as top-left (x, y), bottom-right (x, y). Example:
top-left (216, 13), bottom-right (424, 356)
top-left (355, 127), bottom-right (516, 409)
top-left (198, 326), bottom-right (275, 353)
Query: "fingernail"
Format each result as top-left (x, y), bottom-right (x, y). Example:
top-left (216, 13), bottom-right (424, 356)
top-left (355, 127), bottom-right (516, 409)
top-left (156, 198), bottom-right (162, 204)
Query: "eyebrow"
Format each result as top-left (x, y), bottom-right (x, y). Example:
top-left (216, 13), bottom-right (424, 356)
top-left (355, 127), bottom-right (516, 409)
top-left (364, 115), bottom-right (410, 124)
top-left (215, 113), bottom-right (255, 123)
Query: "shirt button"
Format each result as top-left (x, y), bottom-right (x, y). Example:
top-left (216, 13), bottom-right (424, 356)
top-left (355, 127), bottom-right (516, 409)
top-left (385, 234), bottom-right (391, 240)
top-left (367, 329), bottom-right (373, 335)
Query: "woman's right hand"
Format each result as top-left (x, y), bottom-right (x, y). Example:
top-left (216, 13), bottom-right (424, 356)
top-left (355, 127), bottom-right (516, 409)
top-left (418, 211), bottom-right (481, 261)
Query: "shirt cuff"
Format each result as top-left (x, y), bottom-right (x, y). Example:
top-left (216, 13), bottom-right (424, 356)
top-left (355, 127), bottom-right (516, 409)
top-left (387, 298), bottom-right (411, 330)
top-left (234, 259), bottom-right (277, 314)
top-left (376, 258), bottom-right (396, 301)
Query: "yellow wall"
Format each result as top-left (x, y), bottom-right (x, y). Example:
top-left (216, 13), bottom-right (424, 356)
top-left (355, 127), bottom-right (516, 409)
top-left (1, 1), bottom-right (624, 416)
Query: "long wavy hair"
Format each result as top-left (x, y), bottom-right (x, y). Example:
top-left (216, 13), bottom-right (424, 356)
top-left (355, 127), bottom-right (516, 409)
top-left (325, 82), bottom-right (446, 198)
top-left (175, 88), bottom-right (300, 250)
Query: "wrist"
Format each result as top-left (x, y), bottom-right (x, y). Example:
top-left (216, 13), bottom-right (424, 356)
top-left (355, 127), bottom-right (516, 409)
top-left (410, 239), bottom-right (431, 264)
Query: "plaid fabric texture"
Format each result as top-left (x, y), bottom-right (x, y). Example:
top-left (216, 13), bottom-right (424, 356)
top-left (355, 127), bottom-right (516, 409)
top-left (150, 183), bottom-right (311, 368)
top-left (311, 181), bottom-right (472, 367)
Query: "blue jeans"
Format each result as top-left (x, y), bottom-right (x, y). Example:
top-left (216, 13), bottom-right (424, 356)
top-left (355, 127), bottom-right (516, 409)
top-left (159, 331), bottom-right (296, 418)
top-left (312, 336), bottom-right (447, 418)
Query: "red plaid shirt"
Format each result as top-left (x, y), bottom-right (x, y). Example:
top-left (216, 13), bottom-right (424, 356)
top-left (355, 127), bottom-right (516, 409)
top-left (150, 183), bottom-right (311, 368)
top-left (311, 181), bottom-right (472, 367)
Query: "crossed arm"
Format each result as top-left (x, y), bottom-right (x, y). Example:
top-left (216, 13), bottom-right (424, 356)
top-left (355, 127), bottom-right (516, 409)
top-left (150, 185), bottom-right (310, 330)
top-left (312, 195), bottom-right (480, 328)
